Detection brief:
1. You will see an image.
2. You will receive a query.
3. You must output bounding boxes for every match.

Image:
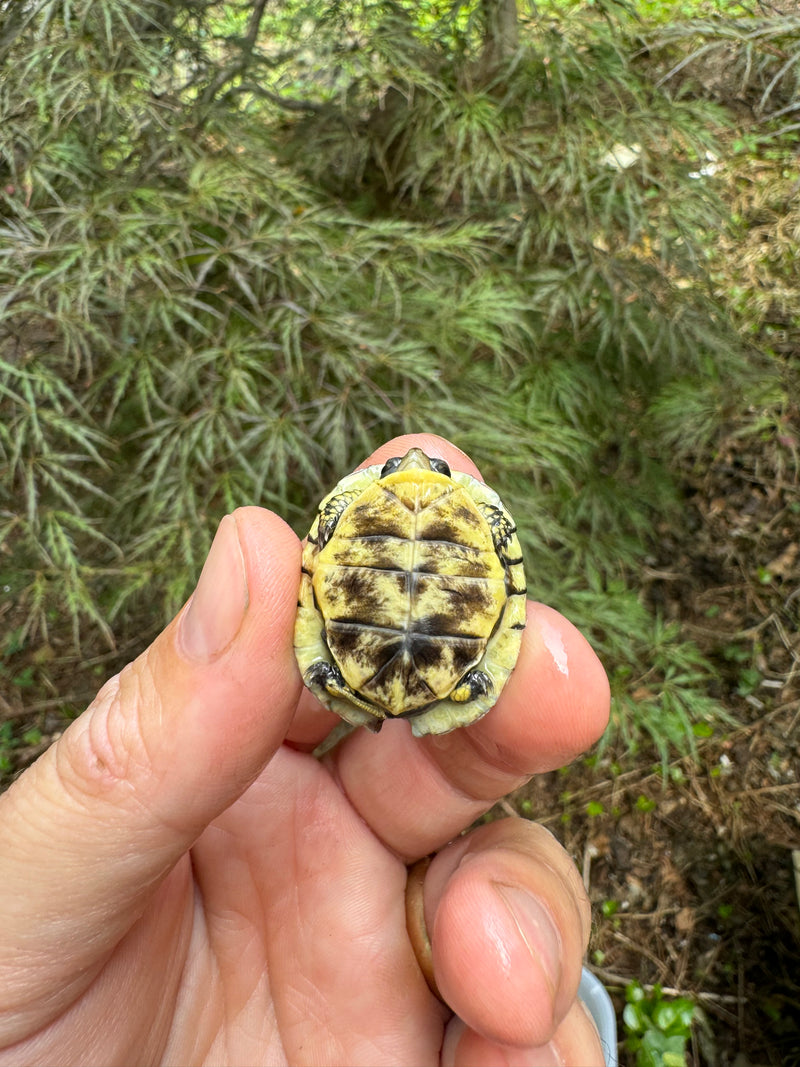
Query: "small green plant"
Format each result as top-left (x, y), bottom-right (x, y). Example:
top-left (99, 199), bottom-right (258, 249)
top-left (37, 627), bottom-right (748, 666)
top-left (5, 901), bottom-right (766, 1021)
top-left (624, 981), bottom-right (695, 1067)
top-left (0, 723), bottom-right (14, 775)
top-left (736, 668), bottom-right (762, 697)
top-left (0, 719), bottom-right (45, 780)
top-left (11, 666), bottom-right (35, 689)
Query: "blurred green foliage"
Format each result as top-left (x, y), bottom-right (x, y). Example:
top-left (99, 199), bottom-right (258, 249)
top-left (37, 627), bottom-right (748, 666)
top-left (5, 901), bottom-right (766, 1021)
top-left (0, 0), bottom-right (791, 757)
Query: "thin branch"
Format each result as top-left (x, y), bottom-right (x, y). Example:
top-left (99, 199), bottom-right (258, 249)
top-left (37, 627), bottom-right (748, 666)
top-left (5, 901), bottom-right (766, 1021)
top-left (197, 0), bottom-right (271, 108)
top-left (589, 966), bottom-right (745, 1005)
top-left (227, 83), bottom-right (334, 115)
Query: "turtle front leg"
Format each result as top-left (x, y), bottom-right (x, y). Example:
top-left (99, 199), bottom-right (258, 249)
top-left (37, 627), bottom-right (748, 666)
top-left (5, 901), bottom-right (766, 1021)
top-left (311, 464), bottom-right (385, 550)
top-left (478, 502), bottom-right (527, 598)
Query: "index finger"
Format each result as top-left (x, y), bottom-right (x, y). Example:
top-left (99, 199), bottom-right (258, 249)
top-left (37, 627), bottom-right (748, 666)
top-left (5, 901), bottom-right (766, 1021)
top-left (313, 434), bottom-right (610, 860)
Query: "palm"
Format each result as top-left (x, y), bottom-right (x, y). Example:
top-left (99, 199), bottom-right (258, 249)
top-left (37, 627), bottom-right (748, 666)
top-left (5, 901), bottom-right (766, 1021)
top-left (163, 745), bottom-right (442, 1065)
top-left (42, 740), bottom-right (437, 1066)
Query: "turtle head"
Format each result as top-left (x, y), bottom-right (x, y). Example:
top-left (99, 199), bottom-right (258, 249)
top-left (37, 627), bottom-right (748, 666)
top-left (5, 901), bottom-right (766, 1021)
top-left (380, 448), bottom-right (451, 479)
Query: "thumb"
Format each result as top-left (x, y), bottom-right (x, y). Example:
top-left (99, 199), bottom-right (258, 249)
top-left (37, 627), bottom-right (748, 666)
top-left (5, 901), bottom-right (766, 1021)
top-left (0, 507), bottom-right (301, 1036)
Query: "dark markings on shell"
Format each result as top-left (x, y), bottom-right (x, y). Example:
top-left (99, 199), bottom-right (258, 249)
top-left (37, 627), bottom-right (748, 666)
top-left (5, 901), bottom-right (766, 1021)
top-left (507, 572), bottom-right (528, 594)
top-left (368, 652), bottom-right (437, 707)
top-left (327, 625), bottom-right (403, 669)
top-left (420, 513), bottom-right (481, 544)
top-left (419, 575), bottom-right (498, 622)
top-left (406, 632), bottom-right (483, 673)
top-left (334, 564), bottom-right (403, 604)
top-left (349, 502), bottom-right (410, 540)
top-left (360, 632), bottom-right (485, 709)
top-left (306, 469), bottom-right (524, 718)
top-left (415, 542), bottom-right (488, 576)
top-left (327, 615), bottom-right (484, 637)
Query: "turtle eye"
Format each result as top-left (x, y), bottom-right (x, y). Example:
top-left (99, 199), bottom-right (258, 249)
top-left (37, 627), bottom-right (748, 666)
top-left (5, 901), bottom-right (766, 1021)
top-left (380, 456), bottom-right (403, 477)
top-left (430, 458), bottom-right (451, 478)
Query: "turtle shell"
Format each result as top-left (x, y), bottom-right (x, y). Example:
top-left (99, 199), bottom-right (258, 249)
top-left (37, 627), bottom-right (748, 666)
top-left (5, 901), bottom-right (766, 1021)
top-left (294, 448), bottom-right (526, 736)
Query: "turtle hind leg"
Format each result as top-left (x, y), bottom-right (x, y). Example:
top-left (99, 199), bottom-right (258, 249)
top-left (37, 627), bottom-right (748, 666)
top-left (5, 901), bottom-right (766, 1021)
top-left (304, 659), bottom-right (347, 699)
top-left (409, 668), bottom-right (497, 737)
top-left (450, 668), bottom-right (493, 704)
top-left (303, 660), bottom-right (386, 732)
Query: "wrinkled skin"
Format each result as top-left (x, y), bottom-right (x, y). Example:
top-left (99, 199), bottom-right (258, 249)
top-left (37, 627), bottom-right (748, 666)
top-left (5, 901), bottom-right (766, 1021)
top-left (0, 435), bottom-right (610, 1067)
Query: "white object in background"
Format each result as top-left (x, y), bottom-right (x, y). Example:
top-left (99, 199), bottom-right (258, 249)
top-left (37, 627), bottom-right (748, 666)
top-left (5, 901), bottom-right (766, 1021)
top-left (579, 968), bottom-right (619, 1067)
top-left (600, 142), bottom-right (641, 170)
top-left (689, 151), bottom-right (721, 179)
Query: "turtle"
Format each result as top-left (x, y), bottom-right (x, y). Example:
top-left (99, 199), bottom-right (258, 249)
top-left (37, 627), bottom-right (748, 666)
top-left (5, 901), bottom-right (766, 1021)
top-left (294, 447), bottom-right (527, 737)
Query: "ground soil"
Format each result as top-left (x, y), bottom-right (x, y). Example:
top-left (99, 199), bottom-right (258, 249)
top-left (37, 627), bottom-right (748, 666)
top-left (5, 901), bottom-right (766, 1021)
top-left (501, 423), bottom-right (800, 1066)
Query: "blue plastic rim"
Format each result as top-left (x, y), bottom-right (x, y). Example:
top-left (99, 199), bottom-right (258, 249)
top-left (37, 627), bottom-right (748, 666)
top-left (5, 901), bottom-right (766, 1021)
top-left (578, 968), bottom-right (618, 1067)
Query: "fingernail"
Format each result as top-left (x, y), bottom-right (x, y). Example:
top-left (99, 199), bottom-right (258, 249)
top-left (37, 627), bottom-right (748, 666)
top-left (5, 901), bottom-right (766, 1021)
top-left (496, 884), bottom-right (562, 998)
top-left (180, 515), bottom-right (249, 661)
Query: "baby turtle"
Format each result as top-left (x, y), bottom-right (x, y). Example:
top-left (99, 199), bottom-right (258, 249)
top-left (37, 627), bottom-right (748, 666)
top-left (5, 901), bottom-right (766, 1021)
top-left (294, 448), bottom-right (526, 736)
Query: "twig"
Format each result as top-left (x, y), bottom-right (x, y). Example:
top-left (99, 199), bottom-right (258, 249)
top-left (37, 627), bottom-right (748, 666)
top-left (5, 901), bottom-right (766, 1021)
top-left (588, 965), bottom-right (744, 1005)
top-left (6, 695), bottom-right (81, 715)
top-left (198, 0), bottom-right (271, 108)
top-left (582, 840), bottom-right (598, 891)
top-left (612, 930), bottom-right (668, 974)
top-left (228, 83), bottom-right (334, 115)
top-left (743, 781), bottom-right (800, 796)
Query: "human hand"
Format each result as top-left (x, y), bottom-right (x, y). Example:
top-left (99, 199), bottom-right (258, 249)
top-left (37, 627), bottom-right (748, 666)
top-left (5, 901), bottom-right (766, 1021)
top-left (0, 434), bottom-right (610, 1066)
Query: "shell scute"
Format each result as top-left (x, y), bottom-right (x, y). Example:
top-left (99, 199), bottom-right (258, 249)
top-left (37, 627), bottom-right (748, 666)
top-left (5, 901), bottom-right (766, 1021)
top-left (316, 564), bottom-right (408, 632)
top-left (411, 571), bottom-right (505, 636)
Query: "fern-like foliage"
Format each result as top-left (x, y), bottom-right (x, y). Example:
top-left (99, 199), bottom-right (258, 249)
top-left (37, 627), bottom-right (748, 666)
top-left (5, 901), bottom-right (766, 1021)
top-left (0, 0), bottom-right (780, 756)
